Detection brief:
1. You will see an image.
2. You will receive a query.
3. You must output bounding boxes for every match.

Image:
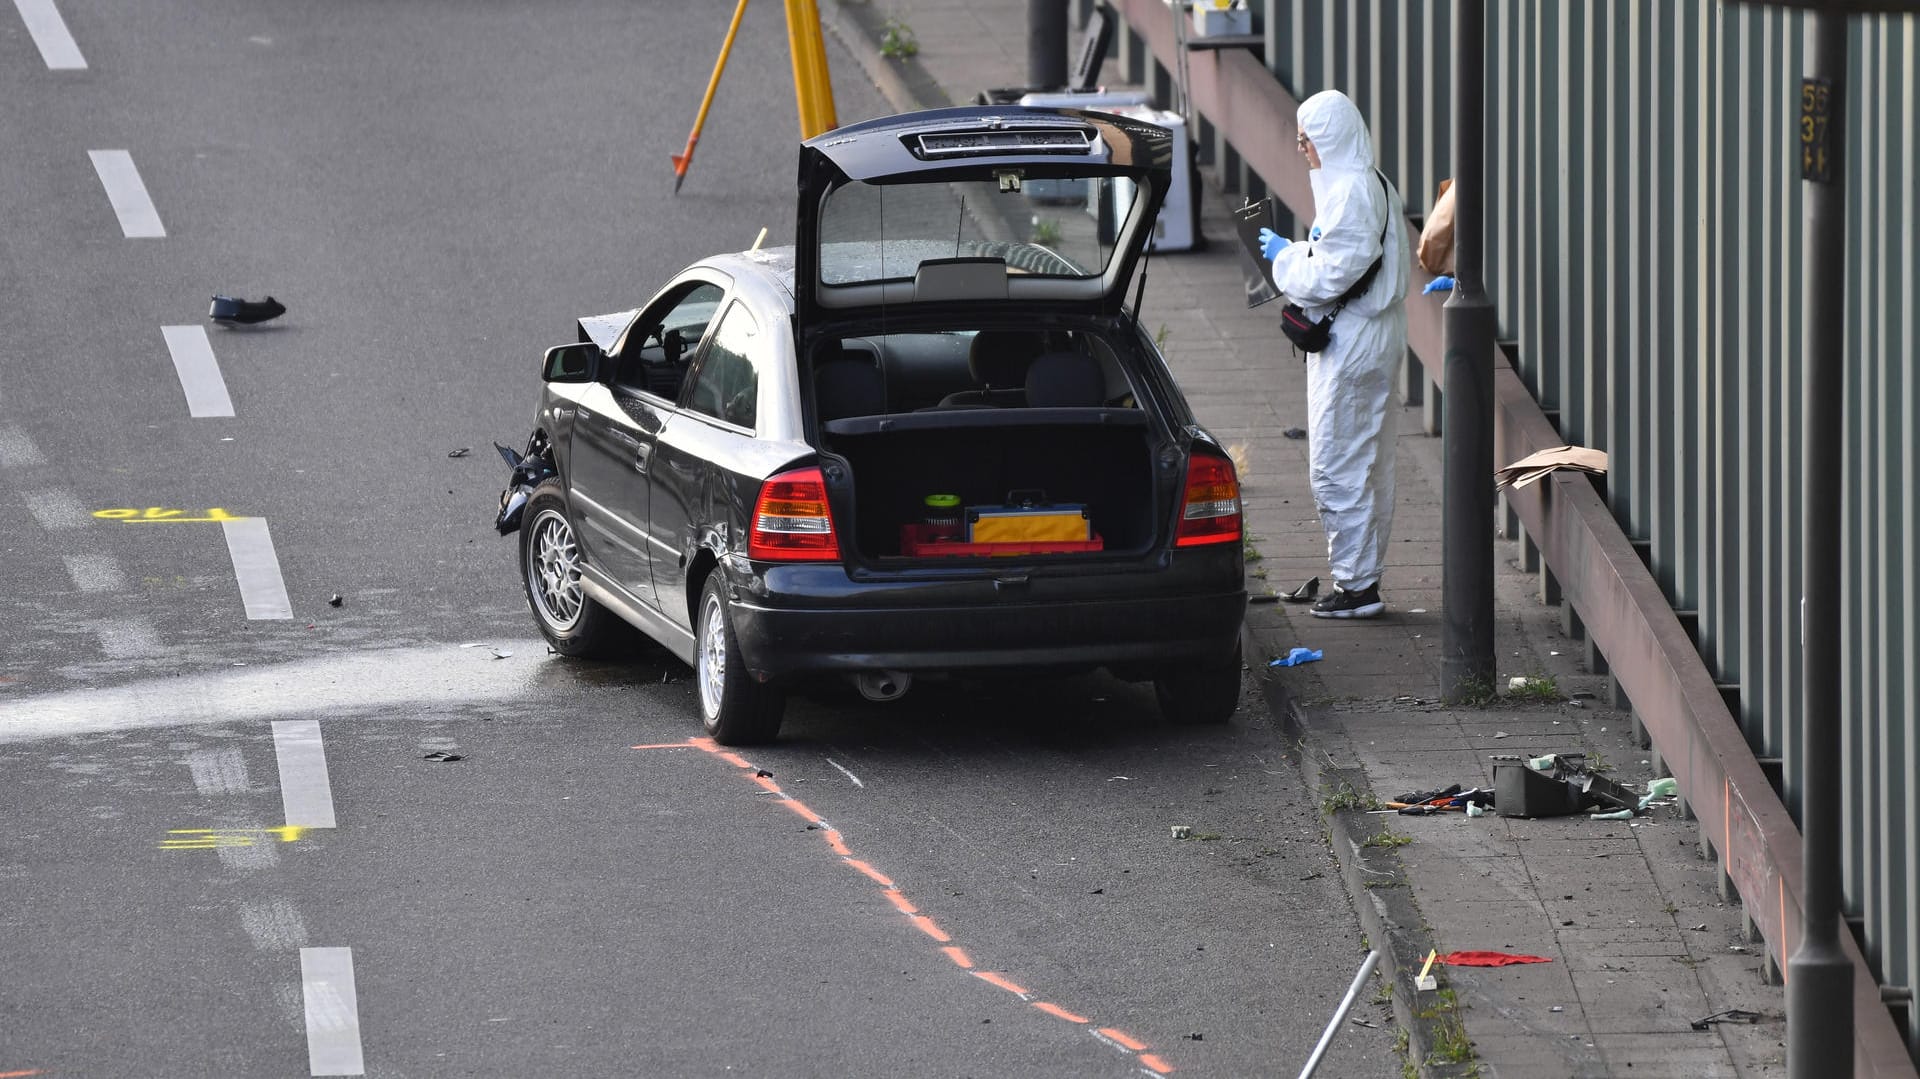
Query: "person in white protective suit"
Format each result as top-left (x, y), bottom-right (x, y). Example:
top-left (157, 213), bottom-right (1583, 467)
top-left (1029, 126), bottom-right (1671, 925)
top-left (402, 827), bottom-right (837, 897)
top-left (1261, 89), bottom-right (1409, 618)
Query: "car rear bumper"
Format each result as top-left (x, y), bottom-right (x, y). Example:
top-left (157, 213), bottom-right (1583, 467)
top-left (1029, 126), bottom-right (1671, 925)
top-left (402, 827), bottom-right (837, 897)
top-left (730, 568), bottom-right (1246, 679)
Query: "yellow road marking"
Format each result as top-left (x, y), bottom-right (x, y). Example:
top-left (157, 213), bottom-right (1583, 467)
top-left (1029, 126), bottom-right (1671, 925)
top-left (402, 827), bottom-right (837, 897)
top-left (94, 507), bottom-right (247, 523)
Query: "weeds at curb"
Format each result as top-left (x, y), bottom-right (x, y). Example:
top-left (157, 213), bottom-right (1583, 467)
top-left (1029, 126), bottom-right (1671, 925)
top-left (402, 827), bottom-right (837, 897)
top-left (1364, 830), bottom-right (1414, 849)
top-left (879, 16), bottom-right (919, 58)
top-left (1321, 781), bottom-right (1381, 814)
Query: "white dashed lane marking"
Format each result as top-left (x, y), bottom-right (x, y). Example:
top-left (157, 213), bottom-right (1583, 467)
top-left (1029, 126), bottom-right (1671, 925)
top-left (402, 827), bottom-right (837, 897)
top-left (0, 425), bottom-right (47, 469)
top-left (221, 517), bottom-right (293, 620)
top-left (161, 325), bottom-right (236, 417)
top-left (63, 553), bottom-right (127, 593)
top-left (12, 0), bottom-right (86, 70)
top-left (26, 489), bottom-right (90, 530)
top-left (300, 947), bottom-right (366, 1076)
top-left (272, 720), bottom-right (337, 829)
top-left (88, 150), bottom-right (166, 238)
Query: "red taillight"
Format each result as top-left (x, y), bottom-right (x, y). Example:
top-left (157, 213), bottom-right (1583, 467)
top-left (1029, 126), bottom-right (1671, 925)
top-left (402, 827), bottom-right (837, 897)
top-left (748, 467), bottom-right (841, 561)
top-left (1175, 450), bottom-right (1242, 547)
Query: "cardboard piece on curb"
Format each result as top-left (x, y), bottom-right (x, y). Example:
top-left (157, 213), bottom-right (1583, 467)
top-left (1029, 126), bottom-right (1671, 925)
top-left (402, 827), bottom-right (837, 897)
top-left (1495, 445), bottom-right (1608, 492)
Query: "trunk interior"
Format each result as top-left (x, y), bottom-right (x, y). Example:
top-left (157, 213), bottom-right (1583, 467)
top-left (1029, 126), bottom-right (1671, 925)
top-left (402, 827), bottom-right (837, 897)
top-left (821, 412), bottom-right (1159, 561)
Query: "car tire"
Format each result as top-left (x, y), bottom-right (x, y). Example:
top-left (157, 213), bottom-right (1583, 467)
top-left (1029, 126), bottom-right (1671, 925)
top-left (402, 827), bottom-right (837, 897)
top-left (1154, 641), bottom-right (1243, 726)
top-left (519, 481), bottom-right (636, 659)
top-left (695, 573), bottom-right (785, 745)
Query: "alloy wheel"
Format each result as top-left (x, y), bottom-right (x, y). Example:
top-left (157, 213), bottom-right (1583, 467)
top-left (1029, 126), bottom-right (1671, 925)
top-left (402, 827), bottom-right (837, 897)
top-left (527, 509), bottom-right (584, 630)
top-left (698, 591), bottom-right (727, 720)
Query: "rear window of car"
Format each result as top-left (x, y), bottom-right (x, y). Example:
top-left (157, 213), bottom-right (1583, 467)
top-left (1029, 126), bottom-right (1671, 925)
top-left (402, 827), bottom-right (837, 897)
top-left (817, 177), bottom-right (1141, 287)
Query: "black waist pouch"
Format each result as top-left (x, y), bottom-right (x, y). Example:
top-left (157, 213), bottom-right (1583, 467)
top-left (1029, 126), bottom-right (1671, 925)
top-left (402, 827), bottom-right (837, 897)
top-left (1280, 303), bottom-right (1335, 352)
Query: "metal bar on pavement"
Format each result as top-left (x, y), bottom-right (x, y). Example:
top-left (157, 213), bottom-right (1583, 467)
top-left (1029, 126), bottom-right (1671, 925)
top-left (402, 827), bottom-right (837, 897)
top-left (1297, 950), bottom-right (1381, 1079)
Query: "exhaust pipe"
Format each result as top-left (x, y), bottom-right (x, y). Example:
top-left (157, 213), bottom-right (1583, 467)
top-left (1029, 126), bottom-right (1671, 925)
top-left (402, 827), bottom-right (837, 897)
top-left (853, 670), bottom-right (912, 702)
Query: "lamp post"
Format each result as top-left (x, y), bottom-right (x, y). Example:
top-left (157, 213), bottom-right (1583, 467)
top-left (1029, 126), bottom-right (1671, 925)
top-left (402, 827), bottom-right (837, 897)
top-left (1441, 0), bottom-right (1497, 701)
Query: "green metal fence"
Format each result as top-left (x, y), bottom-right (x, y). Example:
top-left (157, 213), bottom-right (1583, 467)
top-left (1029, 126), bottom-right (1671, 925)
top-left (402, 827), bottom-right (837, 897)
top-left (1106, 0), bottom-right (1919, 1055)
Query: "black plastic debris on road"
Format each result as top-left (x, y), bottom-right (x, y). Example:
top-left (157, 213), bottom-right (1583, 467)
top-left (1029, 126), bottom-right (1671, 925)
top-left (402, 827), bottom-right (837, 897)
top-left (448, 448), bottom-right (471, 458)
top-left (327, 594), bottom-right (343, 607)
top-left (1282, 576), bottom-right (1320, 603)
top-left (423, 751), bottom-right (464, 762)
top-left (208, 295), bottom-right (286, 325)
top-left (1690, 1009), bottom-right (1763, 1030)
top-left (1283, 426), bottom-right (1307, 439)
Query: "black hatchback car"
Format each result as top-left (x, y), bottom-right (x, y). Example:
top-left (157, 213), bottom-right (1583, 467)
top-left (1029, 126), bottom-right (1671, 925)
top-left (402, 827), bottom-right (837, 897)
top-left (498, 106), bottom-right (1246, 744)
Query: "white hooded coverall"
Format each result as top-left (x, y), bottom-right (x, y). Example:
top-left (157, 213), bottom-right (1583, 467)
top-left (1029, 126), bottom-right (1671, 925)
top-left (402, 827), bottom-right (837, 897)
top-left (1269, 90), bottom-right (1410, 593)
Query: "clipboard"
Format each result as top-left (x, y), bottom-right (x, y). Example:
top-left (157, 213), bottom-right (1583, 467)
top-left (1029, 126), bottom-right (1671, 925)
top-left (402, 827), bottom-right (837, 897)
top-left (1233, 195), bottom-right (1283, 308)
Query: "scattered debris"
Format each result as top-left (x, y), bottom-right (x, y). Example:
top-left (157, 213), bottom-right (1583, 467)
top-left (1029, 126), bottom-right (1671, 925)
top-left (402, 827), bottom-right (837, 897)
top-left (1688, 924), bottom-right (1709, 932)
top-left (1690, 1008), bottom-right (1763, 1031)
top-left (1281, 576), bottom-right (1320, 603)
top-left (208, 294), bottom-right (286, 325)
top-left (1407, 608), bottom-right (1427, 614)
top-left (422, 750), bottom-right (464, 762)
top-left (447, 447), bottom-right (471, 458)
top-left (1247, 592), bottom-right (1280, 605)
top-left (1441, 951), bottom-right (1552, 967)
top-left (1268, 646), bottom-right (1323, 668)
top-left (1090, 888), bottom-right (1104, 895)
top-left (1171, 825), bottom-right (1193, 839)
top-left (489, 648), bottom-right (512, 659)
top-left (755, 769), bottom-right (773, 778)
top-left (1108, 775), bottom-right (1133, 781)
top-left (1184, 1031), bottom-right (1204, 1040)
top-left (1550, 1005), bottom-right (1565, 1013)
top-left (1493, 731), bottom-right (1510, 739)
top-left (1282, 426), bottom-right (1306, 439)
top-left (1495, 444), bottom-right (1608, 491)
top-left (1349, 1017), bottom-right (1376, 1028)
top-left (327, 594), bottom-right (343, 607)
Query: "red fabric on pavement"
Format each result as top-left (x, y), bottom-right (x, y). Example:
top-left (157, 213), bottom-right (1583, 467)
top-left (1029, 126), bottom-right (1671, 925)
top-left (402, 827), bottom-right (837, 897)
top-left (1439, 951), bottom-right (1553, 967)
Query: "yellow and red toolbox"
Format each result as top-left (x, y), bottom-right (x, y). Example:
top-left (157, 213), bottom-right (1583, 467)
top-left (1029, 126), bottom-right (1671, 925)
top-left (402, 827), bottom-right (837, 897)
top-left (901, 492), bottom-right (1103, 556)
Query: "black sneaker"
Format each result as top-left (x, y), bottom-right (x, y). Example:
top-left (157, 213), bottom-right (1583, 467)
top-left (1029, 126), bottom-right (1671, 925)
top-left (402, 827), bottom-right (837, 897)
top-left (1311, 583), bottom-right (1385, 619)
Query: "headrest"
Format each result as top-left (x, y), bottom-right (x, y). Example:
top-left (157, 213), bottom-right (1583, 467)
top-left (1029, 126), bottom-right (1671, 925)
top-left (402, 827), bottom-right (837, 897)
top-left (967, 330), bottom-right (1049, 389)
top-left (1024, 351), bottom-right (1106, 408)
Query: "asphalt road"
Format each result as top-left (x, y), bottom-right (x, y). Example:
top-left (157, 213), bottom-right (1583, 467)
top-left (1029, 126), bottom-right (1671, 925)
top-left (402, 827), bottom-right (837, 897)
top-left (0, 4), bottom-right (1399, 1076)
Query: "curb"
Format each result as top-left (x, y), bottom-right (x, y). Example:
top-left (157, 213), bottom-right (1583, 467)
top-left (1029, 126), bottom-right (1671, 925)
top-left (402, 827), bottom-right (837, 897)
top-left (1255, 648), bottom-right (1478, 1079)
top-left (822, 0), bottom-right (954, 115)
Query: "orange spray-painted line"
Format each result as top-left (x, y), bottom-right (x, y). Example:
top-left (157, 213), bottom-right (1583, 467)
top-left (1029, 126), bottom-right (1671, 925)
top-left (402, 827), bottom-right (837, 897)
top-left (1033, 1001), bottom-right (1089, 1023)
top-left (842, 858), bottom-right (893, 887)
top-left (909, 915), bottom-right (952, 943)
top-left (631, 742), bottom-right (701, 750)
top-left (0, 1070), bottom-right (45, 1077)
top-left (973, 970), bottom-right (1030, 997)
top-left (654, 733), bottom-right (1178, 1075)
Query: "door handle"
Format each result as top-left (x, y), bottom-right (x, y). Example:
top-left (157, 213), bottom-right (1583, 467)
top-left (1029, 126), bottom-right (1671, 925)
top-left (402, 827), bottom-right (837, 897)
top-left (632, 442), bottom-right (651, 473)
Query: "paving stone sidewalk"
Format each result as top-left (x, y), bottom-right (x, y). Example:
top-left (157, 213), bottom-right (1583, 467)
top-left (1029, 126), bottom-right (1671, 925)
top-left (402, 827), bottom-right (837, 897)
top-left (824, 3), bottom-right (1789, 1073)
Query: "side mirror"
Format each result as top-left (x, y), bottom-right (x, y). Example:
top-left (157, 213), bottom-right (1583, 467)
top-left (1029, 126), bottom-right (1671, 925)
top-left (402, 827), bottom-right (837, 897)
top-left (542, 343), bottom-right (600, 383)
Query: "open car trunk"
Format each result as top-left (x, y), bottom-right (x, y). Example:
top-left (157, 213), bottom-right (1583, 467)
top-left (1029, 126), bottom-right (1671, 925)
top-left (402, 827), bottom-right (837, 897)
top-left (819, 409), bottom-right (1161, 562)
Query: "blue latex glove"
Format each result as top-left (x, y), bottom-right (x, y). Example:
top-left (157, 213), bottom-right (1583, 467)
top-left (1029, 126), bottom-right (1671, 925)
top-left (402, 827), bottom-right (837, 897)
top-left (1258, 227), bottom-right (1291, 260)
top-left (1423, 275), bottom-right (1456, 295)
top-left (1267, 646), bottom-right (1324, 668)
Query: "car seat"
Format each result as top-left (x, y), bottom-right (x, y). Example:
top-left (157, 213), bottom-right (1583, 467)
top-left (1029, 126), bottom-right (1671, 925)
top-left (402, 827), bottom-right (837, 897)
top-left (1024, 350), bottom-right (1107, 408)
top-left (813, 345), bottom-right (887, 422)
top-left (934, 330), bottom-right (1048, 409)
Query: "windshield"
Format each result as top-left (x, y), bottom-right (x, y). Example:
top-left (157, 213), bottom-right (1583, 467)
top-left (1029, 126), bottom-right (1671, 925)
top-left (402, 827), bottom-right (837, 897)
top-left (817, 176), bottom-right (1140, 287)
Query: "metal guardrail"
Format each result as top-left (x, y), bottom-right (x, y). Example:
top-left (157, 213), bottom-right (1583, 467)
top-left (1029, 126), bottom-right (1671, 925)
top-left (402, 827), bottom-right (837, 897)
top-left (1095, 0), bottom-right (1920, 1070)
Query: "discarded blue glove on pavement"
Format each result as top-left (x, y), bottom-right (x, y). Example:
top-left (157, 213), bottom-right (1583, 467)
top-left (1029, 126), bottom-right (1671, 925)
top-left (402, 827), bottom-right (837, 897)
top-left (1258, 227), bottom-right (1291, 260)
top-left (1422, 275), bottom-right (1456, 295)
top-left (1268, 646), bottom-right (1324, 668)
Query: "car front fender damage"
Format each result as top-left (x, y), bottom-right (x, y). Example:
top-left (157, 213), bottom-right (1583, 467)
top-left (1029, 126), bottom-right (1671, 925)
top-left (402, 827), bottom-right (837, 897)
top-left (493, 432), bottom-right (556, 535)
